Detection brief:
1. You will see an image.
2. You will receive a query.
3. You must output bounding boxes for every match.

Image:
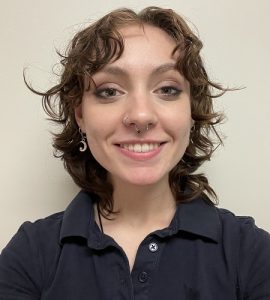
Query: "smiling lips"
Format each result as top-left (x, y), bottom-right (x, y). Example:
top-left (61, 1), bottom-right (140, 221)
top-left (120, 143), bottom-right (160, 153)
top-left (116, 142), bottom-right (165, 161)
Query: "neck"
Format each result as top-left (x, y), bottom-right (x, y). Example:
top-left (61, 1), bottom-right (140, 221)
top-left (110, 177), bottom-right (176, 226)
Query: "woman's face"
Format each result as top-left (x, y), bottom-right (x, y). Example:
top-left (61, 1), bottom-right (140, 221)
top-left (75, 24), bottom-right (193, 187)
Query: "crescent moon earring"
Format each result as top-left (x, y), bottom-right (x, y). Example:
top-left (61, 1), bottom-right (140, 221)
top-left (79, 128), bottom-right (87, 152)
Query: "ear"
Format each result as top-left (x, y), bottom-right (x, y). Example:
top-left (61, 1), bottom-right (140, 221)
top-left (74, 104), bottom-right (85, 132)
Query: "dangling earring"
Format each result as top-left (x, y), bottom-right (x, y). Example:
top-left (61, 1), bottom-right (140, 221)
top-left (79, 128), bottom-right (87, 152)
top-left (190, 124), bottom-right (195, 133)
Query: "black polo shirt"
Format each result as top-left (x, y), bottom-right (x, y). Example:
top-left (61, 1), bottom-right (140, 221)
top-left (0, 191), bottom-right (270, 299)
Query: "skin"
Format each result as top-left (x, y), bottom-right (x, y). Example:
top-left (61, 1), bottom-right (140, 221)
top-left (75, 24), bottom-right (194, 269)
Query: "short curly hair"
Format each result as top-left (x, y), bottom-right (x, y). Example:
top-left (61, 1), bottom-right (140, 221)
top-left (26, 6), bottom-right (227, 216)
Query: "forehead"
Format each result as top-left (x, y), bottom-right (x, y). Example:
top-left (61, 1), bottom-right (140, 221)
top-left (89, 24), bottom-right (188, 87)
top-left (119, 23), bottom-right (176, 50)
top-left (109, 24), bottom-right (178, 69)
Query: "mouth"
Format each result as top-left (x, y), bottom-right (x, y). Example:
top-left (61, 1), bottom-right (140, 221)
top-left (120, 143), bottom-right (160, 153)
top-left (116, 142), bottom-right (166, 153)
top-left (114, 141), bottom-right (167, 161)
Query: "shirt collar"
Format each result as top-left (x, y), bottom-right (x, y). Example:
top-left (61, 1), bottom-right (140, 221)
top-left (60, 190), bottom-right (221, 246)
top-left (172, 197), bottom-right (221, 243)
top-left (59, 190), bottom-right (99, 245)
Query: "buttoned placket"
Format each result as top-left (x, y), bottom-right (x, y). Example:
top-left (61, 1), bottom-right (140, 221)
top-left (125, 236), bottom-right (163, 300)
top-left (89, 215), bottom-right (179, 299)
top-left (88, 235), bottom-right (164, 300)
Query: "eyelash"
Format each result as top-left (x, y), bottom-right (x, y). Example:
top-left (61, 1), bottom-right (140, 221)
top-left (156, 86), bottom-right (182, 97)
top-left (93, 85), bottom-right (182, 100)
top-left (94, 88), bottom-right (122, 99)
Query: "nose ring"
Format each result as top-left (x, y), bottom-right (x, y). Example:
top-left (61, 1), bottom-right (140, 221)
top-left (123, 116), bottom-right (151, 135)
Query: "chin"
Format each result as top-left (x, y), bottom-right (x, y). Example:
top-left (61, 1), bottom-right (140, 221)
top-left (122, 172), bottom-right (167, 187)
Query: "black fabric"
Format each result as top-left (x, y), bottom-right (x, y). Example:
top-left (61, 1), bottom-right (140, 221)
top-left (0, 190), bottom-right (270, 299)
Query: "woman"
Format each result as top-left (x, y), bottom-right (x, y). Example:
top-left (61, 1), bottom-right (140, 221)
top-left (0, 6), bottom-right (269, 300)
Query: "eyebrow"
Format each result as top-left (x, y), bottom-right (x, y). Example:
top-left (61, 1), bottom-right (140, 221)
top-left (98, 63), bottom-right (178, 77)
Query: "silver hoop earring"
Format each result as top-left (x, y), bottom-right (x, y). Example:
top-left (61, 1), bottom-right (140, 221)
top-left (79, 128), bottom-right (87, 152)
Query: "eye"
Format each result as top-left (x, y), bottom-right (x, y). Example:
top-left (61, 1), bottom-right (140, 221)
top-left (94, 87), bottom-right (123, 99)
top-left (156, 86), bottom-right (182, 97)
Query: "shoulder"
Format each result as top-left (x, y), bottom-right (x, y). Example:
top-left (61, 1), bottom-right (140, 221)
top-left (216, 207), bottom-right (270, 251)
top-left (20, 211), bottom-right (64, 232)
top-left (217, 207), bottom-right (270, 246)
top-left (10, 211), bottom-right (65, 250)
top-left (7, 190), bottom-right (95, 249)
top-left (216, 207), bottom-right (270, 297)
top-left (0, 212), bottom-right (65, 297)
top-left (1, 211), bottom-right (65, 268)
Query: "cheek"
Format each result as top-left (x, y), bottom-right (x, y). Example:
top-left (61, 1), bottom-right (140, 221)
top-left (167, 110), bottom-right (192, 138)
top-left (82, 111), bottom-right (104, 150)
top-left (82, 110), bottom-right (116, 154)
top-left (176, 126), bottom-right (191, 151)
top-left (84, 127), bottom-right (109, 169)
top-left (82, 106), bottom-right (106, 136)
top-left (84, 124), bottom-right (105, 150)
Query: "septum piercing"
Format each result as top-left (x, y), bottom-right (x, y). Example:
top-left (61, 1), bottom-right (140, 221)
top-left (135, 124), bottom-right (150, 134)
top-left (123, 116), bottom-right (150, 134)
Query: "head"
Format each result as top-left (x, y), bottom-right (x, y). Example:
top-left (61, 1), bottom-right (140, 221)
top-left (33, 7), bottom-right (225, 214)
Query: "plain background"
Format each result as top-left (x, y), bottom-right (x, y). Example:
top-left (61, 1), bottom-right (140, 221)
top-left (0, 0), bottom-right (269, 251)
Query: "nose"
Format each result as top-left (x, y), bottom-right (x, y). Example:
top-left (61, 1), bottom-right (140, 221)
top-left (123, 91), bottom-right (158, 134)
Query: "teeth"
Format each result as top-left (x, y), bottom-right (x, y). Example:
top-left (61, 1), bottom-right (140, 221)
top-left (141, 144), bottom-right (149, 152)
top-left (134, 144), bottom-right (141, 152)
top-left (121, 143), bottom-right (160, 153)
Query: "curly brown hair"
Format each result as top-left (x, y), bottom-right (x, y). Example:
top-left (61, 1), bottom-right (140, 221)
top-left (26, 6), bottom-right (227, 216)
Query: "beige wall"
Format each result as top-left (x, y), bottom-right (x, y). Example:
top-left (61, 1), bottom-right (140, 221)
top-left (1, 0), bottom-right (269, 251)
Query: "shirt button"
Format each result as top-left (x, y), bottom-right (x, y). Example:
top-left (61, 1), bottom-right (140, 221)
top-left (138, 271), bottom-right (148, 283)
top-left (149, 242), bottom-right (158, 252)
